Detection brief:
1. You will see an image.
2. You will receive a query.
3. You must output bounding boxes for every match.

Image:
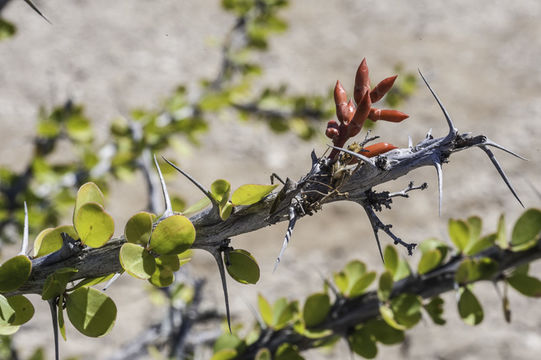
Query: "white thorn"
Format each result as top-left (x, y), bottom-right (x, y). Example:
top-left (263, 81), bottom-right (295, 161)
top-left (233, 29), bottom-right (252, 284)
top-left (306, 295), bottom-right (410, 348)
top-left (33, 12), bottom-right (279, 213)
top-left (102, 273), bottom-right (122, 291)
top-left (418, 69), bottom-right (457, 138)
top-left (408, 135), bottom-right (413, 149)
top-left (328, 145), bottom-right (377, 168)
top-left (480, 146), bottom-right (524, 207)
top-left (432, 155), bottom-right (443, 216)
top-left (482, 139), bottom-right (528, 161)
top-left (426, 128), bottom-right (433, 138)
top-left (154, 155), bottom-right (173, 218)
top-left (20, 201), bottom-right (29, 256)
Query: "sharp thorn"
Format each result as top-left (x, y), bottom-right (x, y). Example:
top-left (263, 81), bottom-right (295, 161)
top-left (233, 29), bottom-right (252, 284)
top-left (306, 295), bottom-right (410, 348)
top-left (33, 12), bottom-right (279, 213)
top-left (211, 250), bottom-right (232, 333)
top-left (363, 206), bottom-right (385, 264)
top-left (311, 150), bottom-right (318, 165)
top-left (432, 155), bottom-right (443, 216)
top-left (162, 156), bottom-right (217, 206)
top-left (480, 146), bottom-right (524, 207)
top-left (408, 135), bottom-right (413, 149)
top-left (482, 139), bottom-right (528, 161)
top-left (274, 207), bottom-right (297, 273)
top-left (418, 69), bottom-right (457, 137)
top-left (48, 298), bottom-right (60, 360)
top-left (328, 145), bottom-right (377, 168)
top-left (153, 155), bottom-right (173, 218)
top-left (24, 0), bottom-right (52, 24)
top-left (102, 273), bottom-right (123, 291)
top-left (426, 128), bottom-right (433, 139)
top-left (20, 201), bottom-right (29, 255)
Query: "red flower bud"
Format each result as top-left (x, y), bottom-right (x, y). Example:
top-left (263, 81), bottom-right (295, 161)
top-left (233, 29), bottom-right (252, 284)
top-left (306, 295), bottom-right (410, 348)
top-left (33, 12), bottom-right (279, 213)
top-left (368, 108), bottom-right (409, 123)
top-left (364, 142), bottom-right (397, 157)
top-left (370, 75), bottom-right (397, 103)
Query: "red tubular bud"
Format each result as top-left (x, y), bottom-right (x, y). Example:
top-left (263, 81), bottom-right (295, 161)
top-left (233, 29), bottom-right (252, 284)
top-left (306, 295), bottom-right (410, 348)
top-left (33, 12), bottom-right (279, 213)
top-left (349, 91), bottom-right (372, 137)
top-left (364, 142), bottom-right (398, 157)
top-left (370, 75), bottom-right (397, 103)
top-left (368, 108), bottom-right (409, 123)
top-left (334, 80), bottom-right (348, 123)
top-left (354, 58), bottom-right (370, 105)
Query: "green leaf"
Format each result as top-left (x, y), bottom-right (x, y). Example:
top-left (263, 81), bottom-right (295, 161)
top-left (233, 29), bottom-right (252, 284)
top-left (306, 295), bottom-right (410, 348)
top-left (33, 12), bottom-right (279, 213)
top-left (349, 328), bottom-right (378, 359)
top-left (455, 258), bottom-right (498, 284)
top-left (0, 18), bottom-right (16, 41)
top-left (448, 219), bottom-right (469, 252)
top-left (149, 215), bottom-right (195, 255)
top-left (119, 243), bottom-right (156, 280)
top-left (364, 319), bottom-right (404, 345)
top-left (66, 114), bottom-right (93, 142)
top-left (231, 184), bottom-right (278, 206)
top-left (390, 294), bottom-right (422, 328)
top-left (510, 209), bottom-right (541, 251)
top-left (124, 212), bottom-right (154, 246)
top-left (225, 249), bottom-right (260, 284)
top-left (349, 272), bottom-right (377, 297)
top-left (34, 225), bottom-right (78, 258)
top-left (458, 287), bottom-right (483, 325)
top-left (6, 295), bottom-right (34, 326)
top-left (0, 294), bottom-right (16, 324)
top-left (275, 343), bottom-right (304, 360)
top-left (211, 179), bottom-right (231, 208)
top-left (467, 216), bottom-right (482, 244)
top-left (148, 255), bottom-right (181, 288)
top-left (272, 298), bottom-right (298, 329)
top-left (302, 293), bottom-right (330, 327)
top-left (495, 214), bottom-right (508, 249)
top-left (464, 233), bottom-right (496, 255)
top-left (507, 274), bottom-right (541, 297)
top-left (379, 305), bottom-right (406, 330)
top-left (377, 271), bottom-right (393, 301)
top-left (66, 287), bottom-right (117, 337)
top-left (74, 202), bottom-right (114, 248)
top-left (255, 348), bottom-right (272, 360)
top-left (0, 255), bottom-right (32, 292)
top-left (73, 182), bottom-right (105, 223)
top-left (220, 202), bottom-right (234, 221)
top-left (383, 245), bottom-right (398, 276)
top-left (424, 296), bottom-right (446, 325)
top-left (393, 259), bottom-right (412, 281)
top-left (213, 332), bottom-right (245, 353)
top-left (183, 197), bottom-right (211, 216)
top-left (419, 238), bottom-right (449, 262)
top-left (58, 294), bottom-right (66, 341)
top-left (42, 268), bottom-right (79, 300)
top-left (0, 295), bottom-right (19, 335)
top-left (258, 293), bottom-right (273, 327)
top-left (417, 249), bottom-right (442, 275)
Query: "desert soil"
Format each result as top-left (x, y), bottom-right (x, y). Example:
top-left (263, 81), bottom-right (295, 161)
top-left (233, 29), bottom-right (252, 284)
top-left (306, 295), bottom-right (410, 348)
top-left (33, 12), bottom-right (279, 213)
top-left (1, 1), bottom-right (541, 359)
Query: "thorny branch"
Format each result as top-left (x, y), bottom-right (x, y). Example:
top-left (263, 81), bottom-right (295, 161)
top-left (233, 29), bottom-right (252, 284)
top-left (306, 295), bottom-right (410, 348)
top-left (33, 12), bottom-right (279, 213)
top-left (234, 240), bottom-right (541, 359)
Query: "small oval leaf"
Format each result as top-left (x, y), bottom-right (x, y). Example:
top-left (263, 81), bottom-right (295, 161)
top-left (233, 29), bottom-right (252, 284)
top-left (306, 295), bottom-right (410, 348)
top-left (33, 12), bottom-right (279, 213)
top-left (149, 215), bottom-right (195, 255)
top-left (303, 293), bottom-right (330, 327)
top-left (377, 271), bottom-right (393, 301)
top-left (510, 209), bottom-right (541, 251)
top-left (384, 245), bottom-right (399, 276)
top-left (458, 287), bottom-right (483, 325)
top-left (448, 219), bottom-right (469, 251)
top-left (74, 182), bottom-right (105, 223)
top-left (34, 225), bottom-right (78, 258)
top-left (226, 249), bottom-right (260, 285)
top-left (119, 243), bottom-right (156, 280)
top-left (231, 184), bottom-right (278, 206)
top-left (124, 212), bottom-right (154, 246)
top-left (74, 202), bottom-right (114, 248)
top-left (507, 274), bottom-right (541, 297)
top-left (66, 287), bottom-right (117, 337)
top-left (417, 249), bottom-right (442, 275)
top-left (211, 179), bottom-right (231, 208)
top-left (7, 295), bottom-right (34, 326)
top-left (0, 255), bottom-right (32, 292)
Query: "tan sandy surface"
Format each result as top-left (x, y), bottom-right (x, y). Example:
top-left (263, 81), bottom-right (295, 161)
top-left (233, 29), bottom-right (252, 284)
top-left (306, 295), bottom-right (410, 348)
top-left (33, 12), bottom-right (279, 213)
top-left (1, 0), bottom-right (541, 359)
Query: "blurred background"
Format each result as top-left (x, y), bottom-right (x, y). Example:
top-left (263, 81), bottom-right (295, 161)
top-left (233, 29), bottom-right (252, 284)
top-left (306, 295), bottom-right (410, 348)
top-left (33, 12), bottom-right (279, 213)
top-left (0, 0), bottom-right (540, 359)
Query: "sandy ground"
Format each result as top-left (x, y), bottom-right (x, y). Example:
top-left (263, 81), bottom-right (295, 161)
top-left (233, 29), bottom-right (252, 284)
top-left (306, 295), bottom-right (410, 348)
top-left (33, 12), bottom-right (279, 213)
top-left (1, 0), bottom-right (541, 359)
